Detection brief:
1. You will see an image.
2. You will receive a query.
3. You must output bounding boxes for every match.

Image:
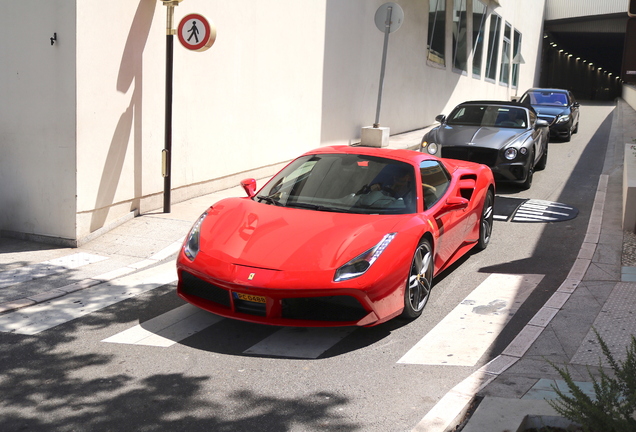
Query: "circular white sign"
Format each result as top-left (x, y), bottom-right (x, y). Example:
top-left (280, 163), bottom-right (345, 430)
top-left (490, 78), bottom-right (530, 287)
top-left (178, 14), bottom-right (216, 52)
top-left (374, 2), bottom-right (404, 34)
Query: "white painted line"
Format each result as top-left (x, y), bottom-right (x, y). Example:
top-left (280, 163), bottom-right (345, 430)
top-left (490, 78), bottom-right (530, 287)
top-left (501, 324), bottom-right (544, 358)
top-left (0, 262), bottom-right (177, 335)
top-left (149, 238), bottom-right (185, 261)
top-left (528, 306), bottom-right (560, 328)
top-left (243, 326), bottom-right (356, 359)
top-left (0, 252), bottom-right (109, 288)
top-left (102, 304), bottom-right (222, 347)
top-left (412, 388), bottom-right (473, 432)
top-left (398, 274), bottom-right (543, 366)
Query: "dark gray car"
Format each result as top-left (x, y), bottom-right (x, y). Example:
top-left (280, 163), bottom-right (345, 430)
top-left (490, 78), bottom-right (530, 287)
top-left (518, 88), bottom-right (580, 142)
top-left (420, 101), bottom-right (549, 189)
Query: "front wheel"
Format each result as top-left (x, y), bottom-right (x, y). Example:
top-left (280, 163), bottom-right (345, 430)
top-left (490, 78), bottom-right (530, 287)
top-left (401, 239), bottom-right (434, 320)
top-left (520, 152), bottom-right (534, 190)
top-left (536, 143), bottom-right (548, 171)
top-left (476, 190), bottom-right (494, 251)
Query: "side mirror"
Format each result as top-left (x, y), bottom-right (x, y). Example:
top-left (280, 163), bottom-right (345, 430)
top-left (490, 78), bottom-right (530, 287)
top-left (435, 114), bottom-right (446, 124)
top-left (435, 196), bottom-right (469, 216)
top-left (240, 178), bottom-right (257, 198)
top-left (536, 119), bottom-right (549, 129)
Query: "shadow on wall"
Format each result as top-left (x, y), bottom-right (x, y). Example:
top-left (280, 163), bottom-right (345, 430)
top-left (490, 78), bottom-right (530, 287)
top-left (90, 0), bottom-right (155, 233)
top-left (320, 0), bottom-right (461, 146)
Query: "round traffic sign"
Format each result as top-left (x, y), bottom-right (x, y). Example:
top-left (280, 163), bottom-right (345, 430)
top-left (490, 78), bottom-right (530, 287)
top-left (178, 13), bottom-right (216, 52)
top-left (374, 2), bottom-right (404, 34)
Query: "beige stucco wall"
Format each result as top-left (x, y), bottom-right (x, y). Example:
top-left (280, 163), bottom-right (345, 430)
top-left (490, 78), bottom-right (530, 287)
top-left (0, 1), bottom-right (77, 240)
top-left (0, 0), bottom-right (546, 244)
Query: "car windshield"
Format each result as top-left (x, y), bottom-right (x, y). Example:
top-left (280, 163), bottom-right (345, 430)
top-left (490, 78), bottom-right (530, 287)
top-left (446, 105), bottom-right (527, 128)
top-left (255, 154), bottom-right (417, 215)
top-left (520, 91), bottom-right (569, 106)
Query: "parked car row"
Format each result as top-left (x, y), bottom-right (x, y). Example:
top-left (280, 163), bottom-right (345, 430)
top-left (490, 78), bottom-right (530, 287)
top-left (419, 87), bottom-right (580, 190)
top-left (175, 87), bottom-right (579, 329)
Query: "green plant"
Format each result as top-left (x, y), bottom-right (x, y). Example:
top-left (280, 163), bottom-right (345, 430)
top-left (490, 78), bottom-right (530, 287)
top-left (547, 329), bottom-right (636, 432)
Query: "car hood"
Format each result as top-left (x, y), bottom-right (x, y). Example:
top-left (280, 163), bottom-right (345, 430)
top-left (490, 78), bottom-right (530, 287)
top-left (198, 197), bottom-right (406, 271)
top-left (531, 105), bottom-right (569, 116)
top-left (435, 125), bottom-right (523, 149)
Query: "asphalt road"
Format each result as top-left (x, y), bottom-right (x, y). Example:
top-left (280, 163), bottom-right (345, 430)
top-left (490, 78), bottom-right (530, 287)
top-left (0, 102), bottom-right (616, 432)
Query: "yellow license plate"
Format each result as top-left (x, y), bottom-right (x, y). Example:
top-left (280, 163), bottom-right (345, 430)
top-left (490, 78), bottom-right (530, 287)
top-left (235, 292), bottom-right (266, 304)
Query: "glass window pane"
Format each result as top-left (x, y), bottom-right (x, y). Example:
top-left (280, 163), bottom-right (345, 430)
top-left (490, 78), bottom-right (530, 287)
top-left (453, 0), bottom-right (467, 72)
top-left (499, 23), bottom-right (512, 85)
top-left (472, 0), bottom-right (487, 76)
top-left (485, 14), bottom-right (501, 81)
top-left (428, 0), bottom-right (446, 66)
top-left (512, 30), bottom-right (522, 86)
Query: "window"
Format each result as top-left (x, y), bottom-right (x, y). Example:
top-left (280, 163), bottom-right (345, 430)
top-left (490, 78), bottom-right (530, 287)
top-left (257, 154), bottom-right (417, 214)
top-left (471, 0), bottom-right (487, 76)
top-left (452, 0), bottom-right (467, 72)
top-left (485, 14), bottom-right (501, 81)
top-left (499, 23), bottom-right (512, 85)
top-left (428, 0), bottom-right (446, 66)
top-left (511, 29), bottom-right (522, 87)
top-left (420, 160), bottom-right (451, 210)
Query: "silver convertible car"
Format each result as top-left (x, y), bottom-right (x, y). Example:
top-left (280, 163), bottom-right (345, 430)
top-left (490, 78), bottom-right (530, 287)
top-left (420, 101), bottom-right (549, 189)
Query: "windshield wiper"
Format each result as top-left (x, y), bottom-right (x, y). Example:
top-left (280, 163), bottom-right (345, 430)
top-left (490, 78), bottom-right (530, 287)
top-left (285, 202), bottom-right (348, 213)
top-left (256, 195), bottom-right (284, 206)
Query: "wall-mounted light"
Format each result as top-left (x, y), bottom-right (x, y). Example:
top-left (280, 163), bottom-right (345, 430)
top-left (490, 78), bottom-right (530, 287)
top-left (50, 33), bottom-right (57, 45)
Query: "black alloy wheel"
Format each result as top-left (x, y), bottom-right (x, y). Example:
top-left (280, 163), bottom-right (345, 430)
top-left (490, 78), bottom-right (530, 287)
top-left (476, 190), bottom-right (494, 250)
top-left (401, 238), bottom-right (433, 319)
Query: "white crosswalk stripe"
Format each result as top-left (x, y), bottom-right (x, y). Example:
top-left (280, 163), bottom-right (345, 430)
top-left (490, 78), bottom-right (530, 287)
top-left (102, 304), bottom-right (222, 347)
top-left (0, 262), bottom-right (177, 335)
top-left (0, 252), bottom-right (109, 288)
top-left (243, 327), bottom-right (356, 358)
top-left (398, 273), bottom-right (544, 366)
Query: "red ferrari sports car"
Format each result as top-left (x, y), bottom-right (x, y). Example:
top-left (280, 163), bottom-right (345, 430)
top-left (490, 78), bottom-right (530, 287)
top-left (177, 145), bottom-right (495, 327)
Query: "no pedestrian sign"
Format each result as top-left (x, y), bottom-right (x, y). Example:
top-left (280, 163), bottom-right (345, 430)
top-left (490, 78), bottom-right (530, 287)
top-left (178, 14), bottom-right (216, 52)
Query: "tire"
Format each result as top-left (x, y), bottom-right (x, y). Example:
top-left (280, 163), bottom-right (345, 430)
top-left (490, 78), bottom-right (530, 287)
top-left (401, 238), bottom-right (433, 320)
top-left (536, 142), bottom-right (548, 171)
top-left (520, 152), bottom-right (534, 190)
top-left (563, 128), bottom-right (571, 142)
top-left (476, 190), bottom-right (494, 251)
top-left (573, 120), bottom-right (579, 134)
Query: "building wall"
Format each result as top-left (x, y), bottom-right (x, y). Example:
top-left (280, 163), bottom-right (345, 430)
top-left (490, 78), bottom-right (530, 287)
top-left (0, 0), bottom-right (546, 244)
top-left (0, 1), bottom-right (77, 241)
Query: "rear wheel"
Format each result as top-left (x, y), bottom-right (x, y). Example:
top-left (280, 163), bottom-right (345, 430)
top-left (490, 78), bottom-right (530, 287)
top-left (476, 190), bottom-right (494, 251)
top-left (401, 239), bottom-right (433, 320)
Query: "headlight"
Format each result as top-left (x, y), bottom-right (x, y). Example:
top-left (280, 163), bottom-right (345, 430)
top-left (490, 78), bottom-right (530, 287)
top-left (183, 211), bottom-right (208, 261)
top-left (504, 148), bottom-right (518, 160)
top-left (421, 141), bottom-right (439, 155)
top-left (556, 115), bottom-right (570, 124)
top-left (334, 233), bottom-right (396, 282)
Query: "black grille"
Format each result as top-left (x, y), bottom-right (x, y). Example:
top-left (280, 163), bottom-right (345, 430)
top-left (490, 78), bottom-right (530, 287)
top-left (281, 296), bottom-right (367, 322)
top-left (180, 271), bottom-right (231, 308)
top-left (442, 147), bottom-right (499, 167)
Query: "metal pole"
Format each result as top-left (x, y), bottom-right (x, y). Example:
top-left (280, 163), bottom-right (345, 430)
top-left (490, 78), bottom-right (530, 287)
top-left (374, 6), bottom-right (393, 128)
top-left (163, 3), bottom-right (176, 213)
